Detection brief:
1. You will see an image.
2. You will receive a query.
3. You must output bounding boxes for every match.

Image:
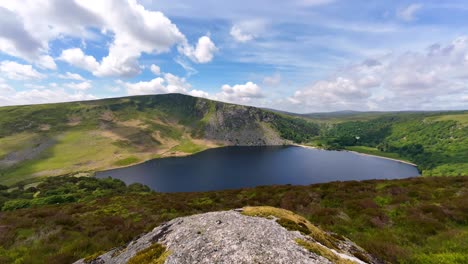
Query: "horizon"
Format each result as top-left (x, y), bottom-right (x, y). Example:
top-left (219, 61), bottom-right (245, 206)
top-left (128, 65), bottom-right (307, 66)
top-left (0, 92), bottom-right (466, 115)
top-left (1, 0), bottom-right (468, 112)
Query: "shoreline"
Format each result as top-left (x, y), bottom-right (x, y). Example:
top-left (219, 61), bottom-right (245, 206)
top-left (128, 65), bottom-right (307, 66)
top-left (293, 144), bottom-right (418, 167)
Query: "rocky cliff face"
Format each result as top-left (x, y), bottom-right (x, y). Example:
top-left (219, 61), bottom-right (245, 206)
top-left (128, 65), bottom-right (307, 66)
top-left (75, 207), bottom-right (380, 264)
top-left (198, 100), bottom-right (286, 146)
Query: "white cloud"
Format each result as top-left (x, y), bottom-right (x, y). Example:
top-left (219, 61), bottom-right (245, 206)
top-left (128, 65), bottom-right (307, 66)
top-left (263, 73), bottom-right (281, 86)
top-left (59, 72), bottom-right (86, 81)
top-left (0, 61), bottom-right (44, 80)
top-left (188, 89), bottom-right (210, 98)
top-left (397, 4), bottom-right (422, 22)
top-left (59, 48), bottom-right (99, 72)
top-left (1, 0), bottom-right (214, 78)
top-left (0, 88), bottom-right (97, 107)
top-left (230, 20), bottom-right (267, 43)
top-left (65, 81), bottom-right (92, 91)
top-left (123, 73), bottom-right (192, 95)
top-left (0, 78), bottom-right (14, 93)
top-left (150, 64), bottom-right (161, 75)
top-left (289, 77), bottom-right (370, 110)
top-left (230, 25), bottom-right (254, 43)
top-left (215, 82), bottom-right (264, 104)
top-left (174, 56), bottom-right (198, 76)
top-left (287, 36), bottom-right (468, 111)
top-left (181, 36), bottom-right (218, 63)
top-left (37, 55), bottom-right (57, 70)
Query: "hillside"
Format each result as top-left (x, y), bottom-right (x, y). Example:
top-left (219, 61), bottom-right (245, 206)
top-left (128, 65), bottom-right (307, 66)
top-left (306, 111), bottom-right (468, 176)
top-left (0, 94), bottom-right (319, 185)
top-left (0, 176), bottom-right (466, 263)
top-left (0, 94), bottom-right (466, 185)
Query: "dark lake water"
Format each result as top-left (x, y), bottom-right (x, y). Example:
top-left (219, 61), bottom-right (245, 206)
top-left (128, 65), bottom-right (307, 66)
top-left (96, 146), bottom-right (420, 193)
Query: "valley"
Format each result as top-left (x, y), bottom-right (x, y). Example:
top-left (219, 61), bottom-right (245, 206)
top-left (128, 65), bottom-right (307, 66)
top-left (0, 94), bottom-right (466, 187)
top-left (0, 95), bottom-right (466, 264)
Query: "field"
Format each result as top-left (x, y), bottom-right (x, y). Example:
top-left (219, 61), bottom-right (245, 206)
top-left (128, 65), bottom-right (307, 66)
top-left (0, 176), bottom-right (466, 264)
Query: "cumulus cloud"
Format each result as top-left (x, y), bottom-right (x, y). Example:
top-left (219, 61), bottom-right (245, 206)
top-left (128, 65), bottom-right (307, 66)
top-left (0, 61), bottom-right (44, 80)
top-left (150, 64), bottom-right (161, 75)
top-left (214, 82), bottom-right (264, 104)
top-left (59, 72), bottom-right (86, 81)
top-left (59, 48), bottom-right (99, 72)
top-left (123, 73), bottom-right (192, 95)
top-left (289, 77), bottom-right (370, 110)
top-left (288, 36), bottom-right (468, 111)
top-left (65, 81), bottom-right (92, 91)
top-left (397, 4), bottom-right (422, 22)
top-left (0, 1), bottom-right (100, 69)
top-left (230, 20), bottom-right (267, 43)
top-left (1, 0), bottom-right (216, 78)
top-left (181, 36), bottom-right (218, 63)
top-left (37, 55), bottom-right (57, 70)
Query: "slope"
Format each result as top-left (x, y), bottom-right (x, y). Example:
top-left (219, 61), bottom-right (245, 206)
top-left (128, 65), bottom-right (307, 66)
top-left (0, 94), bottom-right (319, 185)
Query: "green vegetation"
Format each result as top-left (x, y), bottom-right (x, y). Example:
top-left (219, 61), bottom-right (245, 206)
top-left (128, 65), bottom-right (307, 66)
top-left (0, 94), bottom-right (325, 185)
top-left (1, 95), bottom-right (466, 184)
top-left (271, 115), bottom-right (320, 143)
top-left (315, 112), bottom-right (468, 175)
top-left (170, 138), bottom-right (207, 154)
top-left (127, 243), bottom-right (169, 264)
top-left (0, 176), bottom-right (466, 263)
top-left (296, 239), bottom-right (355, 264)
top-left (243, 206), bottom-right (340, 250)
top-left (113, 156), bottom-right (141, 166)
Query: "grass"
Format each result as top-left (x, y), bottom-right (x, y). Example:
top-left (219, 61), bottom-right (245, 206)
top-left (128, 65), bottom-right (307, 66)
top-left (0, 133), bottom-right (39, 160)
top-left (127, 243), bottom-right (169, 264)
top-left (113, 156), bottom-right (141, 167)
top-left (242, 206), bottom-right (340, 250)
top-left (295, 239), bottom-right (355, 264)
top-left (428, 113), bottom-right (468, 127)
top-left (170, 138), bottom-right (206, 154)
top-left (1, 129), bottom-right (120, 185)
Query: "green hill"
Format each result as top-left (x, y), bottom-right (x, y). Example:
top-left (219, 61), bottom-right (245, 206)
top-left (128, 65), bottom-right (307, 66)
top-left (308, 111), bottom-right (468, 176)
top-left (0, 94), bottom-right (319, 185)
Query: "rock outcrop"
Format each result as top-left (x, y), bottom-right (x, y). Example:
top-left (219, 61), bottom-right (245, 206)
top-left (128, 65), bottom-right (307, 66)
top-left (75, 207), bottom-right (380, 264)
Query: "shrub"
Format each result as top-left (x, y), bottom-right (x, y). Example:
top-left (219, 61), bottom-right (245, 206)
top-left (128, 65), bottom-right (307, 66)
top-left (2, 199), bottom-right (31, 211)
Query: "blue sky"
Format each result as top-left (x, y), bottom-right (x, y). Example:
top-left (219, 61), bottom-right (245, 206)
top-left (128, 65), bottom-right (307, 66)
top-left (0, 0), bottom-right (467, 112)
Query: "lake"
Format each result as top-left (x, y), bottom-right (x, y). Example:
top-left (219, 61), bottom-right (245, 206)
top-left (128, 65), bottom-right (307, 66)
top-left (96, 146), bottom-right (420, 193)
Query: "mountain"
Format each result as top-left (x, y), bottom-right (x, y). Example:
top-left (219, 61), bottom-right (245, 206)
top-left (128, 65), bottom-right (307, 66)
top-left (0, 94), bottom-right (319, 185)
top-left (74, 207), bottom-right (378, 264)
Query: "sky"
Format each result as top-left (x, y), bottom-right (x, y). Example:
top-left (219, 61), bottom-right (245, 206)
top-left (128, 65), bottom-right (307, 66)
top-left (0, 0), bottom-right (467, 113)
